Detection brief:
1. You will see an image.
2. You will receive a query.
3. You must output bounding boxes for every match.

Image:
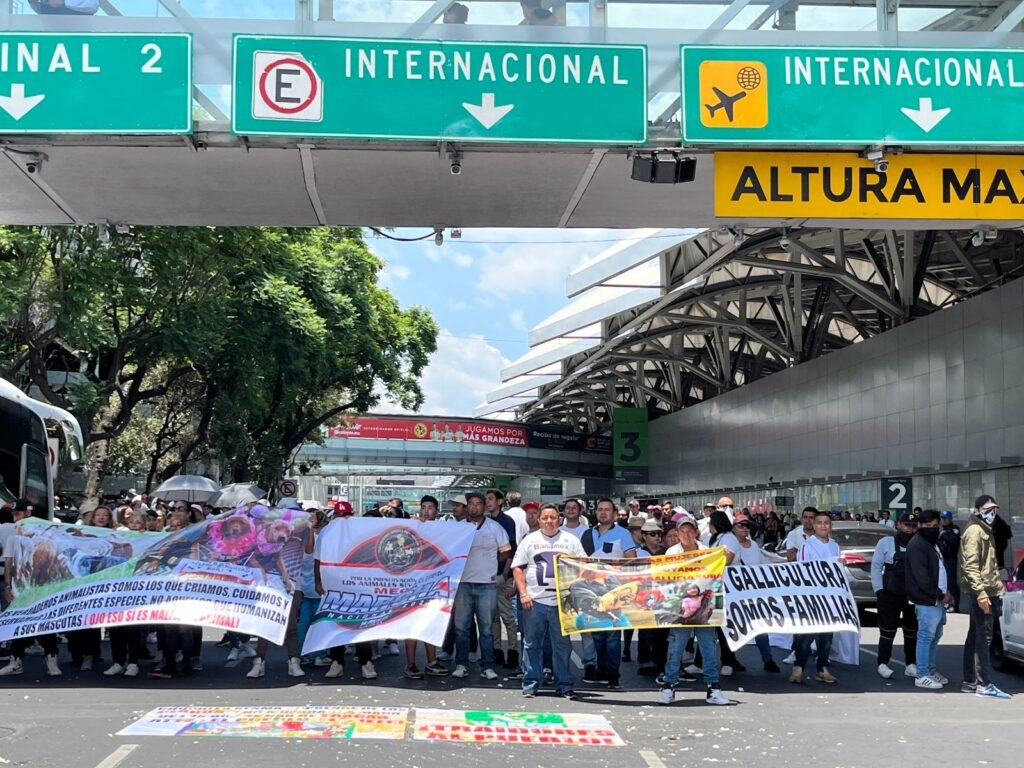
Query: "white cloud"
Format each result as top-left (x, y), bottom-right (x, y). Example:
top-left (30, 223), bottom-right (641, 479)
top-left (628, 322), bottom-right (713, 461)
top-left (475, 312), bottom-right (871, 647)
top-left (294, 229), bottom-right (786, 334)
top-left (450, 252), bottom-right (474, 268)
top-left (509, 310), bottom-right (526, 331)
top-left (475, 240), bottom-right (599, 299)
top-left (391, 265), bottom-right (412, 280)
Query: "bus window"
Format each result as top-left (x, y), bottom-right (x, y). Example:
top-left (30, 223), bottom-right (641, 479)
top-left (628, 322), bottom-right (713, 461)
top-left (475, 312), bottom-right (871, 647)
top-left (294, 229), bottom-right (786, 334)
top-left (21, 445), bottom-right (49, 519)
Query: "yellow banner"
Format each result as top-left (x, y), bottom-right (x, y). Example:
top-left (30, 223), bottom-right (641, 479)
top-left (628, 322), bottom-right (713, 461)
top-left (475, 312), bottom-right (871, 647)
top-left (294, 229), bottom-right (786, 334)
top-left (554, 549), bottom-right (726, 636)
top-left (714, 151), bottom-right (1024, 220)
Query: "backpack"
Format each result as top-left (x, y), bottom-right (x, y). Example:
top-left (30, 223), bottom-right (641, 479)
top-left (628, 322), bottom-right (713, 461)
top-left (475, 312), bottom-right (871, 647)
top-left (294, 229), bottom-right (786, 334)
top-left (883, 539), bottom-right (908, 596)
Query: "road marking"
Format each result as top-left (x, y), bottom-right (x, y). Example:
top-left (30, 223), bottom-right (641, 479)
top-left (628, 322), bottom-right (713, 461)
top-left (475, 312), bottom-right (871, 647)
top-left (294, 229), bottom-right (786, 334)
top-left (94, 744), bottom-right (138, 768)
top-left (640, 749), bottom-right (668, 768)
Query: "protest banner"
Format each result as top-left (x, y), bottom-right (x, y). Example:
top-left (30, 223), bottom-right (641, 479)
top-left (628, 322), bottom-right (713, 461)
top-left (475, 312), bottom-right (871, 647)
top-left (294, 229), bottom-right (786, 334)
top-left (0, 508), bottom-right (309, 645)
top-left (413, 709), bottom-right (624, 746)
top-left (302, 518), bottom-right (476, 653)
top-left (554, 549), bottom-right (727, 635)
top-left (118, 706), bottom-right (408, 739)
top-left (722, 559), bottom-right (860, 652)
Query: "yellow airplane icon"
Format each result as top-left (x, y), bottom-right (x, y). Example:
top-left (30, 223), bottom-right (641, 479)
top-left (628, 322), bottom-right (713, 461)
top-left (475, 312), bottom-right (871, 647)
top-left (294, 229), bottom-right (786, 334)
top-left (699, 61), bottom-right (768, 128)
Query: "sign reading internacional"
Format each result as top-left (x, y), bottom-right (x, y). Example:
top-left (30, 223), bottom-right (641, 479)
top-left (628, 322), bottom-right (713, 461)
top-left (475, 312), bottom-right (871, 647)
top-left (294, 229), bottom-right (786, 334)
top-left (714, 152), bottom-right (1024, 220)
top-left (681, 45), bottom-right (1024, 145)
top-left (0, 33), bottom-right (192, 134)
top-left (232, 35), bottom-right (647, 143)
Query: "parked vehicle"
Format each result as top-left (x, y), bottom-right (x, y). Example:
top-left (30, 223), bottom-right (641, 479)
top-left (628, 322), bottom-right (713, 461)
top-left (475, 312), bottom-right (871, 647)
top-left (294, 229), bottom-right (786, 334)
top-left (992, 554), bottom-right (1024, 671)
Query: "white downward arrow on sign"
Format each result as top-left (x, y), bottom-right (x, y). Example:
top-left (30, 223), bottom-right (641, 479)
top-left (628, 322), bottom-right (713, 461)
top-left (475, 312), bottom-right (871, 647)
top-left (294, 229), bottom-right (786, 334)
top-left (0, 84), bottom-right (45, 121)
top-left (462, 93), bottom-right (514, 130)
top-left (900, 97), bottom-right (951, 133)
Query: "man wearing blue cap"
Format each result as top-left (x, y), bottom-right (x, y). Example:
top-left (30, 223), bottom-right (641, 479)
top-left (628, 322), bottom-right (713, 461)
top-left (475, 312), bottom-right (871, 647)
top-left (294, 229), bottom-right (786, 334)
top-left (938, 512), bottom-right (961, 613)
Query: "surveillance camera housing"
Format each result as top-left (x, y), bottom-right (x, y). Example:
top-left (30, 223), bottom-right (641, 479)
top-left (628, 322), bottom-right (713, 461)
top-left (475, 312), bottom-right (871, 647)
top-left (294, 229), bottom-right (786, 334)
top-left (779, 237), bottom-right (791, 249)
top-left (450, 161), bottom-right (462, 176)
top-left (875, 159), bottom-right (889, 174)
top-left (25, 162), bottom-right (39, 174)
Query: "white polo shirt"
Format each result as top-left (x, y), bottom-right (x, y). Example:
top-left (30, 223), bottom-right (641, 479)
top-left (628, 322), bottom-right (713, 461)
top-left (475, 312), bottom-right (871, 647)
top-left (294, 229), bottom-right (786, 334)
top-left (461, 517), bottom-right (511, 584)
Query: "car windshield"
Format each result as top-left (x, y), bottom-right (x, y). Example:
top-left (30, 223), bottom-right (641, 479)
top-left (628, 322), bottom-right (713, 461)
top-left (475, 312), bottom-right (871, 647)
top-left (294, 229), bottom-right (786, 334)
top-left (833, 529), bottom-right (892, 549)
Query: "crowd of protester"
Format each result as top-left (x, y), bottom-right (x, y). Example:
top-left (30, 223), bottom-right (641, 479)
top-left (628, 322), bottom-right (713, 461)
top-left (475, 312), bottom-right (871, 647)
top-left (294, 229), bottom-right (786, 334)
top-left (0, 488), bottom-right (1014, 701)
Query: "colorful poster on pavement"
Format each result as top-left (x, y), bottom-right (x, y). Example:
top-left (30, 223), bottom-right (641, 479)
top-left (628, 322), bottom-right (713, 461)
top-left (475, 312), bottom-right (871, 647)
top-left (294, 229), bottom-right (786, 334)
top-left (0, 509), bottom-right (309, 645)
top-left (722, 560), bottom-right (861, 651)
top-left (302, 518), bottom-right (476, 653)
top-left (413, 709), bottom-right (624, 746)
top-left (554, 549), bottom-right (727, 635)
top-left (117, 706), bottom-right (408, 739)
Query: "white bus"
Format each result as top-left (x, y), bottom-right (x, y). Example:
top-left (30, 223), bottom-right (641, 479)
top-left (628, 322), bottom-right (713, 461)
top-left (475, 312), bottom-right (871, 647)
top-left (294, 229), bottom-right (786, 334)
top-left (0, 377), bottom-right (84, 519)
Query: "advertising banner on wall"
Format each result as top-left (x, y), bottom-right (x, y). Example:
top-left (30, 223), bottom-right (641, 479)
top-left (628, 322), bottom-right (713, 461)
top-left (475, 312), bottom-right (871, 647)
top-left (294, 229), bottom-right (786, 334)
top-left (326, 416), bottom-right (611, 454)
top-left (722, 560), bottom-right (860, 651)
top-left (612, 407), bottom-right (649, 482)
top-left (0, 511), bottom-right (309, 645)
top-left (302, 519), bottom-right (476, 653)
top-left (554, 549), bottom-right (727, 635)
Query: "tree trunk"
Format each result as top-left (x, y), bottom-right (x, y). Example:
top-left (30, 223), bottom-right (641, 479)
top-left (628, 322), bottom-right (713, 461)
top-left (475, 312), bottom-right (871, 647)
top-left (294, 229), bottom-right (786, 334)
top-left (82, 437), bottom-right (110, 503)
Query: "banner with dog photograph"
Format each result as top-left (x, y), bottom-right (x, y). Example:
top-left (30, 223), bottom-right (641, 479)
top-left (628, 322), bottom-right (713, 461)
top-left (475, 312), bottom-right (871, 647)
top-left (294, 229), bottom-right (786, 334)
top-left (0, 508), bottom-right (311, 645)
top-left (554, 549), bottom-right (727, 636)
top-left (722, 559), bottom-right (861, 651)
top-left (302, 519), bottom-right (477, 654)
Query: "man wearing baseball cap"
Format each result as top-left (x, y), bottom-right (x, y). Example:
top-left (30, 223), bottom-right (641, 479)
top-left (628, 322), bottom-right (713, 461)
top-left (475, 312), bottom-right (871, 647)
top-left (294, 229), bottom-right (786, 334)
top-left (870, 511), bottom-right (919, 680)
top-left (449, 495), bottom-right (468, 522)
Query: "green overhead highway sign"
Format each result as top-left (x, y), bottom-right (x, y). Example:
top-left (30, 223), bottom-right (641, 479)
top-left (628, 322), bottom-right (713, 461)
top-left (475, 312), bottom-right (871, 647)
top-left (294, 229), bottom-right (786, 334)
top-left (0, 33), bottom-right (192, 134)
top-left (232, 36), bottom-right (647, 144)
top-left (681, 45), bottom-right (1024, 146)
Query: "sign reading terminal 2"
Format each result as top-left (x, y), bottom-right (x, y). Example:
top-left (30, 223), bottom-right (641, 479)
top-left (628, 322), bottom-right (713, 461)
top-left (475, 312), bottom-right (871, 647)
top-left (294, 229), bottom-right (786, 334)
top-left (233, 36), bottom-right (648, 144)
top-left (714, 152), bottom-right (1024, 220)
top-left (682, 45), bottom-right (1024, 145)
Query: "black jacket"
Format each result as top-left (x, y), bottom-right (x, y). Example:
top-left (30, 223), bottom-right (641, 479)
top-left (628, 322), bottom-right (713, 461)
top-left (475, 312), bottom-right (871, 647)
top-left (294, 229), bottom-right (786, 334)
top-left (905, 533), bottom-right (944, 606)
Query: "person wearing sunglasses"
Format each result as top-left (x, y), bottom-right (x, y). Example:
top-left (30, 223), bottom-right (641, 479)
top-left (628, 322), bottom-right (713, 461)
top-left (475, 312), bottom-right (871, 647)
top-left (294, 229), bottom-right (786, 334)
top-left (959, 495), bottom-right (1010, 699)
top-left (732, 513), bottom-right (780, 672)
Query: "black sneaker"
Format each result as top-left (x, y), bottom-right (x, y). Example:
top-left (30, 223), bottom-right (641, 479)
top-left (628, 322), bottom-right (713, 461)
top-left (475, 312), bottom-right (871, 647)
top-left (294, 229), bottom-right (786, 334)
top-left (215, 634), bottom-right (232, 648)
top-left (559, 690), bottom-right (576, 700)
top-left (404, 664), bottom-right (424, 680)
top-left (583, 664), bottom-right (603, 683)
top-left (764, 660), bottom-right (781, 673)
top-left (493, 649), bottom-right (506, 667)
top-left (607, 678), bottom-right (621, 690)
top-left (731, 662), bottom-right (747, 673)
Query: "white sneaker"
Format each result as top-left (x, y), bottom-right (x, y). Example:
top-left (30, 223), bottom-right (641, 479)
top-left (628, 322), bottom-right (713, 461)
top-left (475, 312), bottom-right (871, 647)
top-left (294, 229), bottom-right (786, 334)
top-left (481, 668), bottom-right (499, 680)
top-left (706, 688), bottom-right (732, 705)
top-left (103, 663), bottom-right (124, 676)
top-left (436, 650), bottom-right (453, 662)
top-left (240, 642), bottom-right (258, 659)
top-left (878, 663), bottom-right (895, 679)
top-left (0, 659), bottom-right (23, 676)
top-left (468, 651), bottom-right (481, 663)
top-left (658, 687), bottom-right (675, 705)
top-left (124, 663), bottom-right (139, 677)
top-left (314, 656), bottom-right (332, 667)
top-left (452, 664), bottom-right (468, 678)
top-left (226, 648), bottom-right (241, 663)
top-left (325, 661), bottom-right (344, 678)
top-left (934, 671), bottom-right (949, 685)
top-left (361, 661), bottom-right (377, 680)
top-left (904, 664), bottom-right (918, 678)
top-left (915, 675), bottom-right (943, 689)
top-left (684, 664), bottom-right (703, 675)
top-left (387, 642), bottom-right (400, 656)
top-left (80, 656), bottom-right (93, 672)
top-left (288, 657), bottom-right (305, 678)
top-left (246, 658), bottom-right (265, 678)
top-left (45, 655), bottom-right (62, 677)
top-left (782, 652), bottom-right (796, 665)
top-left (720, 665), bottom-right (733, 677)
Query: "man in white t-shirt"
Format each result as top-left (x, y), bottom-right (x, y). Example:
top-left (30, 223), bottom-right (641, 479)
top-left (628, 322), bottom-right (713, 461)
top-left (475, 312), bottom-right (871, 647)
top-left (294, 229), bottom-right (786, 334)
top-left (513, 503), bottom-right (585, 698)
top-left (791, 509), bottom-right (841, 685)
top-left (732, 513), bottom-right (781, 672)
top-left (785, 507), bottom-right (818, 562)
top-left (504, 491), bottom-right (529, 545)
top-left (452, 492), bottom-right (510, 681)
top-left (560, 498), bottom-right (589, 539)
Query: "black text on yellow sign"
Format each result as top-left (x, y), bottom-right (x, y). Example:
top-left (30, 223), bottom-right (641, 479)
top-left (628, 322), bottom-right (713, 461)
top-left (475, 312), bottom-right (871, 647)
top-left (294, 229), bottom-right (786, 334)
top-left (715, 152), bottom-right (1024, 220)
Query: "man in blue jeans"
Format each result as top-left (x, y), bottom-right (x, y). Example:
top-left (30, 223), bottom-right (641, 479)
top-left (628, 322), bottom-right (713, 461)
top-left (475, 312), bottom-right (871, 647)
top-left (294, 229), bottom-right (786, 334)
top-left (452, 491), bottom-right (510, 681)
top-left (905, 509), bottom-right (952, 690)
top-left (512, 503), bottom-right (585, 697)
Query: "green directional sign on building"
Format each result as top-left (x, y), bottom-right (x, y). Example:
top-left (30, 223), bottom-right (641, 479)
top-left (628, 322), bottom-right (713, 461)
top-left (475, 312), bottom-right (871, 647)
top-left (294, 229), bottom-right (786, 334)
top-left (0, 33), bottom-right (192, 134)
top-left (233, 35), bottom-right (647, 144)
top-left (613, 407), bottom-right (649, 484)
top-left (681, 45), bottom-right (1024, 146)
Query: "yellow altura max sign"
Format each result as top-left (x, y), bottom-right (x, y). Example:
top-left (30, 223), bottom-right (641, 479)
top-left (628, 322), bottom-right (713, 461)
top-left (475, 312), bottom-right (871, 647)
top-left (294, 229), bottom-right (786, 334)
top-left (714, 152), bottom-right (1024, 219)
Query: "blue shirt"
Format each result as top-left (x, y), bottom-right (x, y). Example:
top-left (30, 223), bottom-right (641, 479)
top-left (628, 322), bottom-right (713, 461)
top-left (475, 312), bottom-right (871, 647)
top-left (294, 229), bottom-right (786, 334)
top-left (589, 524), bottom-right (637, 559)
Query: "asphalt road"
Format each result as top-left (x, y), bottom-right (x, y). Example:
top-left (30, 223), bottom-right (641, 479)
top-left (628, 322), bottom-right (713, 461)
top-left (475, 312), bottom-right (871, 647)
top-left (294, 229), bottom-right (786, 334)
top-left (0, 612), bottom-right (1019, 768)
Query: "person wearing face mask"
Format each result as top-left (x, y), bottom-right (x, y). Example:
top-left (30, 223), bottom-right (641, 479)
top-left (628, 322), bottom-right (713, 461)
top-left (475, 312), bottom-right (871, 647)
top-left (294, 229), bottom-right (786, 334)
top-left (870, 512), bottom-right (919, 680)
top-left (905, 510), bottom-right (952, 690)
top-left (958, 495), bottom-right (1011, 699)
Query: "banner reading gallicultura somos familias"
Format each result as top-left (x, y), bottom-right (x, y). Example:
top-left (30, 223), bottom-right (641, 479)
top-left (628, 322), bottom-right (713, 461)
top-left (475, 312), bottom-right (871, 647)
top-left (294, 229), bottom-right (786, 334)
top-left (722, 559), bottom-right (860, 651)
top-left (302, 519), bottom-right (476, 654)
top-left (554, 549), bottom-right (727, 636)
top-left (0, 510), bottom-right (309, 645)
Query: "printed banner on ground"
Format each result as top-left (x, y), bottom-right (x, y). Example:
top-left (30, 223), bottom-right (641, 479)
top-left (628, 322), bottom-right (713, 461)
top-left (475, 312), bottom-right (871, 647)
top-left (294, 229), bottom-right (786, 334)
top-left (117, 706), bottom-right (408, 739)
top-left (723, 559), bottom-right (860, 651)
top-left (554, 549), bottom-right (727, 635)
top-left (0, 510), bottom-right (310, 645)
top-left (413, 709), bottom-right (624, 746)
top-left (302, 519), bottom-right (476, 654)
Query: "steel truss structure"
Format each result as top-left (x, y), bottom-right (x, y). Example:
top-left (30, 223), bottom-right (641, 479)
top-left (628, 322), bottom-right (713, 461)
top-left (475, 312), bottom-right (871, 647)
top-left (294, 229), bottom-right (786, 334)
top-left (481, 227), bottom-right (1024, 433)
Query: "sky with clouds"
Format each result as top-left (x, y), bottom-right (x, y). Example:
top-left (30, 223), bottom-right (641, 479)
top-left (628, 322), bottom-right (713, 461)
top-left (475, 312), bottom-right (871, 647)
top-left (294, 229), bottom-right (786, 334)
top-left (372, 227), bottom-right (637, 417)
